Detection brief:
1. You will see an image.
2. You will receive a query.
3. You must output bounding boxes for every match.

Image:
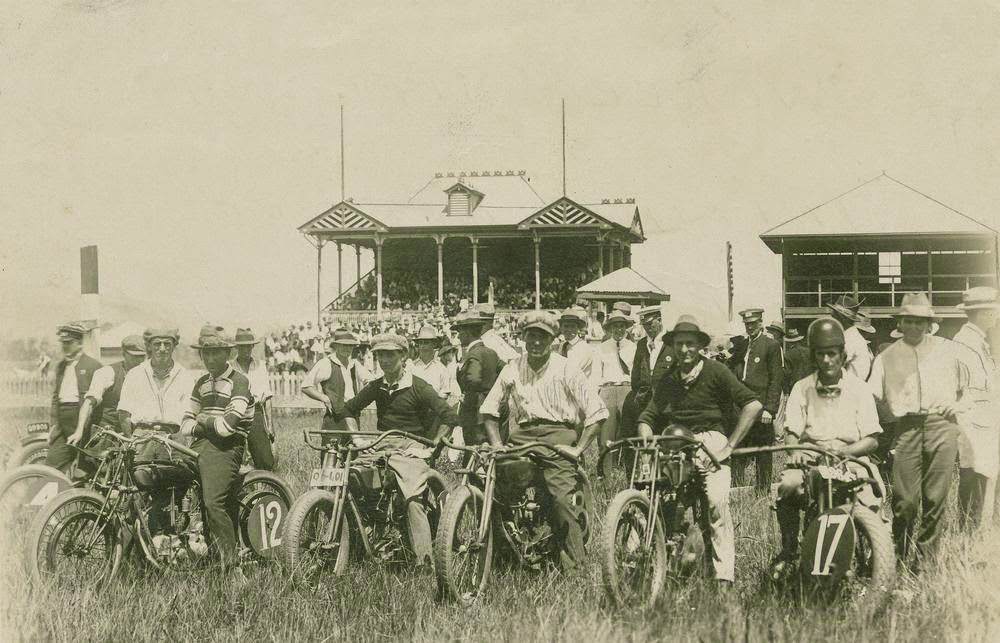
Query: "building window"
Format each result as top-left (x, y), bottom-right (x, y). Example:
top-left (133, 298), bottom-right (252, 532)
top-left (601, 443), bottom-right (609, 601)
top-left (878, 252), bottom-right (901, 285)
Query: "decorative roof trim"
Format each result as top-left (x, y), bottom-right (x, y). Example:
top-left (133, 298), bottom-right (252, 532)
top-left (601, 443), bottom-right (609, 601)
top-left (520, 197), bottom-right (618, 229)
top-left (298, 202), bottom-right (387, 233)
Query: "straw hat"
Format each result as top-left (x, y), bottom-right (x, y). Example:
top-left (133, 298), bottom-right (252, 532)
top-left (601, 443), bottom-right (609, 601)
top-left (854, 312), bottom-right (876, 334)
top-left (663, 314), bottom-right (711, 347)
top-left (414, 325), bottom-right (440, 343)
top-left (233, 328), bottom-right (262, 346)
top-left (957, 286), bottom-right (1000, 312)
top-left (603, 309), bottom-right (633, 328)
top-left (826, 295), bottom-right (863, 321)
top-left (329, 328), bottom-right (360, 346)
top-left (559, 306), bottom-right (589, 326)
top-left (893, 292), bottom-right (941, 322)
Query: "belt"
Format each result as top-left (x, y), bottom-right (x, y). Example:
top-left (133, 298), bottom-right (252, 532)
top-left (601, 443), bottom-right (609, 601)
top-left (58, 401), bottom-right (81, 408)
top-left (601, 382), bottom-right (630, 387)
top-left (519, 420), bottom-right (574, 431)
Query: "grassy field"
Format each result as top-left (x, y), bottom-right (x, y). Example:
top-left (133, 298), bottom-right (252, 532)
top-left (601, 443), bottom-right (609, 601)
top-left (1, 408), bottom-right (998, 642)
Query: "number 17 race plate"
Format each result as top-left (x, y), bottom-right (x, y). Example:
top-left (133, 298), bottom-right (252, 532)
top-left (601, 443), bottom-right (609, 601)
top-left (310, 467), bottom-right (348, 488)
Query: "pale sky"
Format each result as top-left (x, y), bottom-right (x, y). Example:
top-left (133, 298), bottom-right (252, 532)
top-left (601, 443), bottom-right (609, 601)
top-left (3, 1), bottom-right (999, 339)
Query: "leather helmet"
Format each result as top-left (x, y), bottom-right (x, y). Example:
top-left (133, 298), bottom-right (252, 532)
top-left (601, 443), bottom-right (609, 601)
top-left (807, 317), bottom-right (845, 350)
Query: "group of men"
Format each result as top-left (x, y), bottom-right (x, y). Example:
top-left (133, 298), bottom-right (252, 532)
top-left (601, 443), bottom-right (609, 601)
top-left (42, 282), bottom-right (999, 583)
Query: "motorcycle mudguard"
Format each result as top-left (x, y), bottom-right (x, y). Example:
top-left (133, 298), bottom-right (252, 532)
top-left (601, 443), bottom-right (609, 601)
top-left (799, 506), bottom-right (856, 584)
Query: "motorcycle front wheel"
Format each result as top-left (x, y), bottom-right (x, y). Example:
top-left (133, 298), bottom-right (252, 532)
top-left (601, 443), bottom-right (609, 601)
top-left (600, 488), bottom-right (668, 608)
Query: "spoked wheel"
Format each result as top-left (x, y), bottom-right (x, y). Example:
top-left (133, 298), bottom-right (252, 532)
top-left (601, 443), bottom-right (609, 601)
top-left (281, 489), bottom-right (351, 583)
top-left (239, 470), bottom-right (295, 560)
top-left (434, 485), bottom-right (492, 606)
top-left (845, 506), bottom-right (896, 598)
top-left (0, 464), bottom-right (72, 548)
top-left (27, 489), bottom-right (121, 589)
top-left (601, 489), bottom-right (668, 608)
top-left (11, 441), bottom-right (49, 467)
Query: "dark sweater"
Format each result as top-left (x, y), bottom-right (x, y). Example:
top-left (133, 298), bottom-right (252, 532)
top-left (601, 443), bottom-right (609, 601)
top-left (639, 357), bottom-right (758, 434)
top-left (338, 374), bottom-right (459, 438)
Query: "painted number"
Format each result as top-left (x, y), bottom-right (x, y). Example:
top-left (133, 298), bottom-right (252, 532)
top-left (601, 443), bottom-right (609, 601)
top-left (811, 513), bottom-right (850, 576)
top-left (28, 481), bottom-right (60, 507)
top-left (256, 500), bottom-right (283, 550)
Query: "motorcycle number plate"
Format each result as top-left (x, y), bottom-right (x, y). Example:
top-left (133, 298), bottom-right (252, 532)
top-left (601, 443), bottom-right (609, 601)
top-left (310, 467), bottom-right (348, 488)
top-left (800, 507), bottom-right (856, 583)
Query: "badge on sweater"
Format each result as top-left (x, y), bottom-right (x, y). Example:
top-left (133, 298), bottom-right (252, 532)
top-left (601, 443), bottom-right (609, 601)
top-left (754, 357), bottom-right (760, 363)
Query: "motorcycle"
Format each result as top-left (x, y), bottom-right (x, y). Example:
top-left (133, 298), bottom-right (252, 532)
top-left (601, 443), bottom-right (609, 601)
top-left (7, 421), bottom-right (52, 467)
top-left (434, 438), bottom-right (592, 606)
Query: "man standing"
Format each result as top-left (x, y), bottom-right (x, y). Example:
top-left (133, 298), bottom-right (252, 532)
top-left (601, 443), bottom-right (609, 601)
top-left (478, 303), bottom-right (520, 363)
top-left (67, 335), bottom-right (146, 447)
top-left (596, 305), bottom-right (637, 475)
top-left (452, 310), bottom-right (500, 446)
top-left (952, 287), bottom-right (999, 528)
top-left (231, 328), bottom-right (276, 471)
top-left (437, 343), bottom-right (462, 409)
top-left (732, 307), bottom-right (783, 492)
top-left (407, 325), bottom-right (452, 399)
top-left (558, 306), bottom-right (599, 387)
top-left (869, 293), bottom-right (971, 564)
top-left (827, 295), bottom-right (873, 381)
top-left (480, 311), bottom-right (608, 572)
top-left (301, 329), bottom-right (367, 450)
top-left (637, 315), bottom-right (762, 587)
top-left (331, 333), bottom-right (459, 567)
top-left (781, 328), bottom-right (811, 393)
top-left (46, 323), bottom-right (104, 472)
top-left (179, 325), bottom-right (254, 580)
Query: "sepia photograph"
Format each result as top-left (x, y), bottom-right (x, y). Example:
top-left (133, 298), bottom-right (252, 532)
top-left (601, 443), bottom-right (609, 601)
top-left (1, 1), bottom-right (999, 641)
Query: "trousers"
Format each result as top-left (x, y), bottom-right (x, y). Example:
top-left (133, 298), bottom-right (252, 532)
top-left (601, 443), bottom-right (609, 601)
top-left (192, 435), bottom-right (245, 568)
top-left (46, 404), bottom-right (83, 472)
top-left (891, 414), bottom-right (959, 560)
top-left (732, 420), bottom-right (774, 492)
top-left (507, 424), bottom-right (587, 571)
top-left (598, 384), bottom-right (631, 476)
top-left (245, 405), bottom-right (275, 470)
top-left (693, 431), bottom-right (735, 582)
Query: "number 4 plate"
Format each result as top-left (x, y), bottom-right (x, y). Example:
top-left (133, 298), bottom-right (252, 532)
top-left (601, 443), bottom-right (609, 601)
top-left (310, 467), bottom-right (348, 488)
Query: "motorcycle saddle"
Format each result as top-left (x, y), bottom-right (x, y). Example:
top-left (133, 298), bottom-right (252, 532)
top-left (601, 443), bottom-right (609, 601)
top-left (133, 461), bottom-right (197, 490)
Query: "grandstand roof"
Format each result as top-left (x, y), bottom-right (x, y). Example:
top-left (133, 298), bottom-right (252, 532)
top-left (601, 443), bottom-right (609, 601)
top-left (575, 267), bottom-right (670, 302)
top-left (761, 173), bottom-right (998, 253)
top-left (299, 171), bottom-right (645, 242)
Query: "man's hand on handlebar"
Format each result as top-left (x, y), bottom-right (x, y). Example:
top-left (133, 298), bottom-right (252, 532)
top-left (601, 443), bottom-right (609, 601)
top-left (66, 430), bottom-right (87, 447)
top-left (787, 449), bottom-right (812, 466)
top-left (552, 444), bottom-right (581, 460)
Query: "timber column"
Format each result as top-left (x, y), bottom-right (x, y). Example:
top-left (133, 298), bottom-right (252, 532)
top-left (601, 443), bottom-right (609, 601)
top-left (471, 237), bottom-right (479, 305)
top-left (533, 234), bottom-right (541, 310)
top-left (375, 236), bottom-right (384, 318)
top-left (597, 237), bottom-right (605, 277)
top-left (337, 242), bottom-right (343, 296)
top-left (436, 235), bottom-right (445, 306)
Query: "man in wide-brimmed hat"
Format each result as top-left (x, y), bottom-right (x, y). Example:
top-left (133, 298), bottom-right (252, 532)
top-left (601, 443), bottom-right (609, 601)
top-left (826, 295), bottom-right (873, 381)
top-left (176, 325), bottom-right (254, 580)
top-left (480, 310), bottom-right (608, 571)
top-left (870, 293), bottom-right (972, 564)
top-left (302, 328), bottom-right (369, 450)
top-left (329, 332), bottom-right (460, 567)
top-left (732, 307), bottom-right (783, 492)
top-left (68, 334), bottom-right (147, 450)
top-left (45, 322), bottom-right (104, 471)
top-left (230, 328), bottom-right (276, 470)
top-left (451, 310), bottom-right (500, 446)
top-left (952, 287), bottom-right (1000, 528)
top-left (406, 324), bottom-right (452, 400)
top-left (637, 315), bottom-right (762, 587)
top-left (781, 328), bottom-right (811, 394)
top-left (595, 304), bottom-right (637, 475)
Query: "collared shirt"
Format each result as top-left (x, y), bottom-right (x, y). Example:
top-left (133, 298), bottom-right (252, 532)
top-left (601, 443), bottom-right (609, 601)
top-left (303, 354), bottom-right (363, 399)
top-left (952, 322), bottom-right (996, 428)
top-left (180, 364), bottom-right (254, 438)
top-left (869, 334), bottom-right (971, 419)
top-left (337, 371), bottom-right (459, 437)
top-left (480, 353), bottom-right (608, 428)
top-left (58, 356), bottom-right (82, 403)
top-left (785, 371), bottom-right (882, 448)
top-left (118, 360), bottom-right (196, 425)
top-left (84, 364), bottom-right (117, 402)
top-left (638, 356), bottom-right (758, 432)
top-left (481, 328), bottom-right (519, 362)
top-left (843, 326), bottom-right (873, 381)
top-left (560, 336), bottom-right (600, 388)
top-left (407, 357), bottom-right (451, 398)
top-left (647, 331), bottom-right (667, 374)
top-left (231, 357), bottom-right (273, 404)
top-left (599, 337), bottom-right (637, 385)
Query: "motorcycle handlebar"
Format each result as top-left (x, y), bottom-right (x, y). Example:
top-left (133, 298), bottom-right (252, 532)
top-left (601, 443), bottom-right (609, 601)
top-left (437, 436), bottom-right (578, 463)
top-left (597, 435), bottom-right (719, 471)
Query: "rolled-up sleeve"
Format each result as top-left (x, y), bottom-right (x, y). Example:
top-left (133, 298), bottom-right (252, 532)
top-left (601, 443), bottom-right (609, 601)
top-left (783, 380), bottom-right (806, 438)
top-left (84, 365), bottom-right (115, 403)
top-left (479, 365), bottom-right (512, 418)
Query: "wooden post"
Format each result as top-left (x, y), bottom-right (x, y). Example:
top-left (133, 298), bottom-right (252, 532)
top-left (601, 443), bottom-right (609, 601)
top-left (471, 237), bottom-right (479, 305)
top-left (597, 240), bottom-right (604, 277)
top-left (355, 244), bottom-right (361, 283)
top-left (316, 239), bottom-right (324, 325)
top-left (375, 237), bottom-right (384, 318)
top-left (337, 242), bottom-right (343, 296)
top-left (436, 236), bottom-right (445, 306)
top-left (534, 235), bottom-right (541, 310)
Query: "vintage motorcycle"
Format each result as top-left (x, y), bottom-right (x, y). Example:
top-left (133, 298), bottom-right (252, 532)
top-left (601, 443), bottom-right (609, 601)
top-left (282, 429), bottom-right (448, 582)
top-left (7, 421), bottom-right (52, 467)
top-left (598, 427), bottom-right (717, 608)
top-left (734, 444), bottom-right (895, 596)
top-left (26, 428), bottom-right (292, 587)
top-left (434, 438), bottom-right (592, 606)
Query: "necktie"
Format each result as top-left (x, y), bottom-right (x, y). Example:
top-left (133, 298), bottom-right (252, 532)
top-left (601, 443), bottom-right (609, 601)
top-left (561, 342), bottom-right (570, 357)
top-left (617, 341), bottom-right (630, 375)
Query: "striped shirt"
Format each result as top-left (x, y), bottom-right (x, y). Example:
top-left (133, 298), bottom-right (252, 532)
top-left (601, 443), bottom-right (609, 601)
top-left (480, 353), bottom-right (608, 428)
top-left (179, 365), bottom-right (254, 438)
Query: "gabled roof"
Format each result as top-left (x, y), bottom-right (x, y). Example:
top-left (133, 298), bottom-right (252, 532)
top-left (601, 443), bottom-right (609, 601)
top-left (576, 267), bottom-right (669, 301)
top-left (761, 174), bottom-right (998, 252)
top-left (298, 202), bottom-right (387, 233)
top-left (408, 172), bottom-right (545, 208)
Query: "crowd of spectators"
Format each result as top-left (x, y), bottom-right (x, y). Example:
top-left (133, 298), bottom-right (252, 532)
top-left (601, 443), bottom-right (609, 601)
top-left (335, 265), bottom-right (599, 312)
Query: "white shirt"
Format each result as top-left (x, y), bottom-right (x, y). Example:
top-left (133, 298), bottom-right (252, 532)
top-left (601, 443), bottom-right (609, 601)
top-left (599, 337), bottom-right (637, 385)
top-left (843, 326), bottom-right (873, 381)
top-left (869, 334), bottom-right (971, 419)
top-left (560, 336), bottom-right (600, 389)
top-left (482, 328), bottom-right (519, 362)
top-left (785, 371), bottom-right (882, 448)
top-left (303, 355), bottom-right (362, 399)
top-left (407, 357), bottom-right (450, 398)
top-left (231, 357), bottom-right (273, 404)
top-left (118, 360), bottom-right (196, 425)
top-left (647, 331), bottom-right (667, 372)
top-left (84, 364), bottom-right (117, 402)
top-left (58, 356), bottom-right (82, 403)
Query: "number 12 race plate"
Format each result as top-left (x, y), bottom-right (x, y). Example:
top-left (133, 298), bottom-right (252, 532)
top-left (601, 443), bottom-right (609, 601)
top-left (310, 467), bottom-right (348, 488)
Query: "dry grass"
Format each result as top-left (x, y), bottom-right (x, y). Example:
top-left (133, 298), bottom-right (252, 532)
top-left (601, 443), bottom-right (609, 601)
top-left (1, 409), bottom-right (998, 642)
